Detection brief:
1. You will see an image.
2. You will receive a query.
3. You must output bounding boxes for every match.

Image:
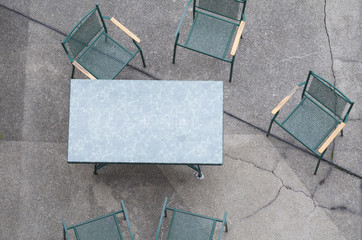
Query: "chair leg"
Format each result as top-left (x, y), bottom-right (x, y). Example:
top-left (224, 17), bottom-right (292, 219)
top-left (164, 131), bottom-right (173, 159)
top-left (133, 40), bottom-right (146, 68)
top-left (314, 150), bottom-right (326, 175)
top-left (71, 65), bottom-right (75, 79)
top-left (62, 220), bottom-right (69, 240)
top-left (266, 121), bottom-right (273, 137)
top-left (93, 163), bottom-right (108, 175)
top-left (229, 56), bottom-right (235, 82)
top-left (267, 113), bottom-right (278, 137)
top-left (193, 0), bottom-right (196, 20)
top-left (173, 33), bottom-right (180, 64)
top-left (139, 48), bottom-right (146, 68)
top-left (225, 220), bottom-right (228, 232)
top-left (340, 129), bottom-right (343, 137)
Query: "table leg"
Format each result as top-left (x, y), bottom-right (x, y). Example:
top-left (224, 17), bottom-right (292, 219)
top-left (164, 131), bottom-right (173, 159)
top-left (93, 163), bottom-right (108, 175)
top-left (187, 165), bottom-right (204, 179)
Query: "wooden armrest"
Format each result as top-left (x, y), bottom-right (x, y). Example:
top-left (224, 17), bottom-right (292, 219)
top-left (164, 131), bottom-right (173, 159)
top-left (318, 122), bottom-right (346, 153)
top-left (271, 85), bottom-right (300, 115)
top-left (230, 21), bottom-right (245, 56)
top-left (110, 17), bottom-right (140, 43)
top-left (72, 61), bottom-right (96, 79)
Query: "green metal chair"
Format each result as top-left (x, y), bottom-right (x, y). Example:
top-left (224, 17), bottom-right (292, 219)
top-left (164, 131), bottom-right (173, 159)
top-left (155, 197), bottom-right (228, 240)
top-left (62, 201), bottom-right (134, 240)
top-left (267, 71), bottom-right (354, 175)
top-left (173, 0), bottom-right (247, 82)
top-left (62, 4), bottom-right (146, 79)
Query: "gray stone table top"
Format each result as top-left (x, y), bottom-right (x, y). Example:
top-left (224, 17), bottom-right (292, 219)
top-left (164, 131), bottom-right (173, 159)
top-left (68, 79), bottom-right (224, 165)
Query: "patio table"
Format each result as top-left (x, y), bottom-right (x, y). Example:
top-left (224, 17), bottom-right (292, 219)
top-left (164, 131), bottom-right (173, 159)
top-left (67, 79), bottom-right (223, 178)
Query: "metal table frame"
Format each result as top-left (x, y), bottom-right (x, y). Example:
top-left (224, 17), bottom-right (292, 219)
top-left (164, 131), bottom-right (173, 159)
top-left (94, 163), bottom-right (203, 178)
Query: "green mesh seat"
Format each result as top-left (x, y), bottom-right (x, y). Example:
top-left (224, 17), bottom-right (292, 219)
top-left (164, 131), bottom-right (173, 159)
top-left (156, 197), bottom-right (228, 240)
top-left (62, 201), bottom-right (134, 240)
top-left (185, 13), bottom-right (237, 59)
top-left (77, 33), bottom-right (133, 79)
top-left (173, 0), bottom-right (247, 82)
top-left (267, 71), bottom-right (354, 175)
top-left (282, 97), bottom-right (340, 151)
top-left (62, 4), bottom-right (146, 80)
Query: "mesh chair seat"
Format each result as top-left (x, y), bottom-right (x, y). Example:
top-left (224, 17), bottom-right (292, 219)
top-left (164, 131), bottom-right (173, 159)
top-left (75, 215), bottom-right (122, 240)
top-left (168, 211), bottom-right (216, 240)
top-left (156, 197), bottom-right (227, 240)
top-left (77, 33), bottom-right (133, 79)
top-left (282, 97), bottom-right (340, 151)
top-left (185, 12), bottom-right (237, 59)
top-left (63, 200), bottom-right (134, 240)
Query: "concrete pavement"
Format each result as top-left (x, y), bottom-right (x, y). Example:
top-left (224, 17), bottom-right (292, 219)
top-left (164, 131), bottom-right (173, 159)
top-left (0, 0), bottom-right (361, 239)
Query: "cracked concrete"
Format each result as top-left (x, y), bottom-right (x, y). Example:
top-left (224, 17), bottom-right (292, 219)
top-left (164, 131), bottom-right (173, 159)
top-left (0, 0), bottom-right (361, 239)
top-left (223, 134), bottom-right (350, 239)
top-left (224, 134), bottom-right (360, 239)
top-left (324, 0), bottom-right (337, 83)
top-left (277, 51), bottom-right (320, 64)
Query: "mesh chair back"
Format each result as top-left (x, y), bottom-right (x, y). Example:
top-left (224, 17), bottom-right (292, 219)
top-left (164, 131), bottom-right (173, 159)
top-left (196, 0), bottom-right (246, 21)
top-left (305, 73), bottom-right (353, 120)
top-left (72, 215), bottom-right (122, 240)
top-left (63, 7), bottom-right (105, 60)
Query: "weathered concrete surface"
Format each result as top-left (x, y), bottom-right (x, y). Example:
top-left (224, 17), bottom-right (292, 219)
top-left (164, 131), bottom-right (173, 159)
top-left (0, 0), bottom-right (361, 239)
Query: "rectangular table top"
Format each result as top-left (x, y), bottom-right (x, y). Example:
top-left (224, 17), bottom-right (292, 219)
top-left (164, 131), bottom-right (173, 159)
top-left (68, 79), bottom-right (223, 165)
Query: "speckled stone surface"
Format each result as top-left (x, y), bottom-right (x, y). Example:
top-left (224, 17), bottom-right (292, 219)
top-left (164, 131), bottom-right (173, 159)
top-left (68, 79), bottom-right (223, 164)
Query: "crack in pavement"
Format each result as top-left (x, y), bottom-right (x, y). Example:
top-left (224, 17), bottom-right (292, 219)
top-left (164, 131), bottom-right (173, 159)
top-left (324, 0), bottom-right (336, 84)
top-left (226, 153), bottom-right (361, 219)
top-left (225, 153), bottom-right (278, 173)
top-left (277, 51), bottom-right (319, 63)
top-left (334, 58), bottom-right (362, 64)
top-left (226, 153), bottom-right (314, 199)
top-left (242, 185), bottom-right (284, 220)
top-left (317, 204), bottom-right (361, 216)
top-left (225, 153), bottom-right (318, 219)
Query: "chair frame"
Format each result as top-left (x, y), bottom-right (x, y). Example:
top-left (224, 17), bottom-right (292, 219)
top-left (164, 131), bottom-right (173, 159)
top-left (62, 4), bottom-right (146, 79)
top-left (62, 200), bottom-right (134, 240)
top-left (156, 197), bottom-right (228, 240)
top-left (267, 70), bottom-right (354, 174)
top-left (173, 0), bottom-right (247, 82)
